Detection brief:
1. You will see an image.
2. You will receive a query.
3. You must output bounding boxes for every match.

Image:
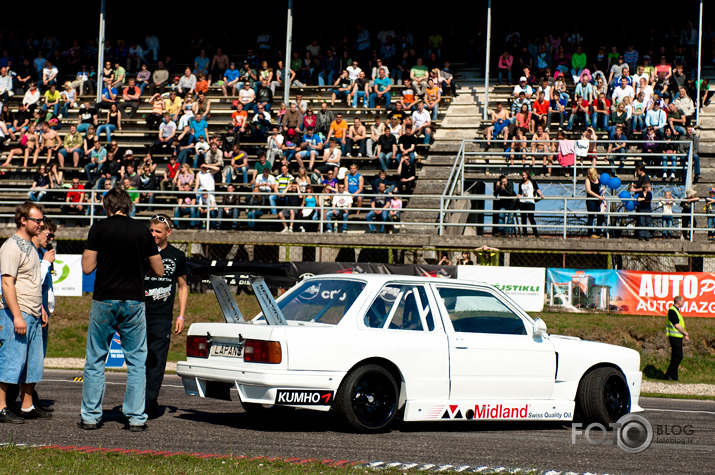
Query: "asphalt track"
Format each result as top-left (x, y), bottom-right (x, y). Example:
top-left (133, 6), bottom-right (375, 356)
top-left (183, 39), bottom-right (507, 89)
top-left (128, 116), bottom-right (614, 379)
top-left (2, 370), bottom-right (713, 474)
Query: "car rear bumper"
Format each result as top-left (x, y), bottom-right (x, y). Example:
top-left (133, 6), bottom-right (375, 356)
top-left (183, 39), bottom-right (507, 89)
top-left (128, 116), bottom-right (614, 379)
top-left (177, 360), bottom-right (345, 409)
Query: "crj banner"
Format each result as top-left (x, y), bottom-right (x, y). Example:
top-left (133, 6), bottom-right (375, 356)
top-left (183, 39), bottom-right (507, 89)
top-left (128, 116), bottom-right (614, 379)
top-left (547, 268), bottom-right (715, 317)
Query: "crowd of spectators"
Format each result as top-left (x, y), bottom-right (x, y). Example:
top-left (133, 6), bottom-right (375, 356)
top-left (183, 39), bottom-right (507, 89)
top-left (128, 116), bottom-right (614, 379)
top-left (0, 26), bottom-right (458, 231)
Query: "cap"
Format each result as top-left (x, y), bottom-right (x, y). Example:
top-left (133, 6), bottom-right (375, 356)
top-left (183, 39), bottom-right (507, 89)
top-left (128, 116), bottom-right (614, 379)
top-left (519, 76), bottom-right (527, 82)
top-left (287, 128), bottom-right (296, 136)
top-left (643, 54), bottom-right (651, 59)
top-left (686, 188), bottom-right (697, 198)
top-left (174, 76), bottom-right (180, 80)
top-left (125, 149), bottom-right (133, 155)
top-left (710, 188), bottom-right (715, 193)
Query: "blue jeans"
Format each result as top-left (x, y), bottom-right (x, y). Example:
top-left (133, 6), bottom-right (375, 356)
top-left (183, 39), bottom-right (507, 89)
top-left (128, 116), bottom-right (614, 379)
top-left (0, 309), bottom-right (43, 384)
top-left (77, 123), bottom-right (91, 134)
top-left (632, 114), bottom-right (645, 132)
top-left (174, 206), bottom-right (198, 228)
top-left (327, 209), bottom-right (349, 232)
top-left (28, 190), bottom-right (46, 201)
top-left (367, 210), bottom-right (387, 232)
top-left (248, 209), bottom-right (264, 228)
top-left (567, 112), bottom-right (590, 130)
top-left (662, 154), bottom-right (677, 175)
top-left (369, 92), bottom-right (391, 108)
top-left (498, 69), bottom-right (512, 84)
top-left (97, 124), bottom-right (116, 142)
top-left (378, 152), bottom-right (393, 171)
top-left (318, 70), bottom-right (335, 86)
top-left (708, 216), bottom-right (715, 238)
top-left (81, 299), bottom-right (148, 426)
top-left (662, 216), bottom-right (674, 238)
top-left (395, 152), bottom-right (415, 164)
top-left (352, 91), bottom-right (368, 108)
top-left (591, 112), bottom-right (609, 130)
top-left (217, 207), bottom-right (239, 229)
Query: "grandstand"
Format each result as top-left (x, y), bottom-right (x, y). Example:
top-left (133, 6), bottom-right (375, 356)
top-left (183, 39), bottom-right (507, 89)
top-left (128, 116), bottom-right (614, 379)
top-left (0, 16), bottom-right (714, 266)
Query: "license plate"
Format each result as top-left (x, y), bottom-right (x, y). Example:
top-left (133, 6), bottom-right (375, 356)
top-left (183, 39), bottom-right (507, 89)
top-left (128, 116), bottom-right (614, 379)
top-left (209, 344), bottom-right (243, 358)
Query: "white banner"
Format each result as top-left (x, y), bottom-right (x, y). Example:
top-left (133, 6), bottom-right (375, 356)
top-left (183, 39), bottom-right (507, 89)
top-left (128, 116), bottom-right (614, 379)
top-left (457, 266), bottom-right (545, 312)
top-left (52, 254), bottom-right (83, 296)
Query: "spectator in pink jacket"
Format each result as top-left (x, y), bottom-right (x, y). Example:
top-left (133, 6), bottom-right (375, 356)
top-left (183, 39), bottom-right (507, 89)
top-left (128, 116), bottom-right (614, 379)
top-left (498, 51), bottom-right (514, 84)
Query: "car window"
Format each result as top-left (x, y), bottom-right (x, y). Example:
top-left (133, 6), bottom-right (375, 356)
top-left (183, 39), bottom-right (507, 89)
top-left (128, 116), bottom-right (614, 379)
top-left (436, 287), bottom-right (526, 335)
top-left (365, 284), bottom-right (434, 331)
top-left (277, 279), bottom-right (366, 325)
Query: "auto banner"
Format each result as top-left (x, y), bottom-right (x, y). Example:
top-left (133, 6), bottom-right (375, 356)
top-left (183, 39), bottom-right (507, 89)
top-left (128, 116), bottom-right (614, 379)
top-left (546, 268), bottom-right (715, 317)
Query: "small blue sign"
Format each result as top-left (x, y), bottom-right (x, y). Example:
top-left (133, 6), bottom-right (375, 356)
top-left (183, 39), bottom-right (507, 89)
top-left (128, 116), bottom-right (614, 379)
top-left (105, 331), bottom-right (126, 368)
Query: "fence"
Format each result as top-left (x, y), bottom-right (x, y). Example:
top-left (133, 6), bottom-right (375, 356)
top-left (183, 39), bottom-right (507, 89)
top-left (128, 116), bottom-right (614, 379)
top-left (0, 184), bottom-right (709, 241)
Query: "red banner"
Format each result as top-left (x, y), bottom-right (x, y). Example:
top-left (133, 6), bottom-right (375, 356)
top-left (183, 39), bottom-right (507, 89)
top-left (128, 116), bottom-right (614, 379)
top-left (617, 271), bottom-right (715, 317)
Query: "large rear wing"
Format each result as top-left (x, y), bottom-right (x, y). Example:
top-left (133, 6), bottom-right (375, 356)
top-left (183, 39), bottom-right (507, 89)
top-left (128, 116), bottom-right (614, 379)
top-left (189, 261), bottom-right (300, 325)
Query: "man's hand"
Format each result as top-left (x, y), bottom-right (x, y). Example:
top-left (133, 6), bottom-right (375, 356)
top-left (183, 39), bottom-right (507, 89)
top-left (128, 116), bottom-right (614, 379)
top-left (174, 318), bottom-right (185, 334)
top-left (14, 315), bottom-right (27, 335)
top-left (41, 307), bottom-right (48, 327)
top-left (43, 249), bottom-right (56, 263)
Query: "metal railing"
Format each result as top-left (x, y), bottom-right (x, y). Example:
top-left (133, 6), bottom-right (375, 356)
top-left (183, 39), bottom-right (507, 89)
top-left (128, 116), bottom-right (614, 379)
top-left (0, 187), bottom-right (708, 241)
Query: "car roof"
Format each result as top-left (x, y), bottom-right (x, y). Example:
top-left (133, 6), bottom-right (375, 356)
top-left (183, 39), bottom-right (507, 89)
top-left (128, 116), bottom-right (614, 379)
top-left (302, 273), bottom-right (494, 287)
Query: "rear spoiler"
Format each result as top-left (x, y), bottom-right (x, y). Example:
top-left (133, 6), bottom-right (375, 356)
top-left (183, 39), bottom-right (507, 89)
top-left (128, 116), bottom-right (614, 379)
top-left (188, 260), bottom-right (299, 325)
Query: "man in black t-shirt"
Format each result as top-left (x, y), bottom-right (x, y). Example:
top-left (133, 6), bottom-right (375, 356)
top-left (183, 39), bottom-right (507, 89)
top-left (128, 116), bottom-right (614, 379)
top-left (144, 214), bottom-right (188, 417)
top-left (79, 189), bottom-right (163, 432)
top-left (76, 99), bottom-right (98, 134)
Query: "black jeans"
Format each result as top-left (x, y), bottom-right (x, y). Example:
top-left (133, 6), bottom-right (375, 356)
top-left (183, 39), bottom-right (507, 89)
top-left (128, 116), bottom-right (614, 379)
top-left (146, 318), bottom-right (173, 403)
top-left (520, 202), bottom-right (538, 237)
top-left (586, 198), bottom-right (605, 236)
top-left (665, 336), bottom-right (683, 380)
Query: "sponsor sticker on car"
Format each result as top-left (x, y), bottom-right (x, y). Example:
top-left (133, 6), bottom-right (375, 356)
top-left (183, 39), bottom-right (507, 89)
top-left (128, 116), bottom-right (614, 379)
top-left (274, 389), bottom-right (334, 405)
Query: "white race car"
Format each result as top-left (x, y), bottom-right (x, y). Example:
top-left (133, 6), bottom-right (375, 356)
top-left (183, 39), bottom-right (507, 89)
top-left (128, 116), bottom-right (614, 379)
top-left (177, 273), bottom-right (642, 432)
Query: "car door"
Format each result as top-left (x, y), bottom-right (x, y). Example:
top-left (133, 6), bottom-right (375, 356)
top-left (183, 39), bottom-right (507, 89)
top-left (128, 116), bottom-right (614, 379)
top-left (432, 284), bottom-right (555, 400)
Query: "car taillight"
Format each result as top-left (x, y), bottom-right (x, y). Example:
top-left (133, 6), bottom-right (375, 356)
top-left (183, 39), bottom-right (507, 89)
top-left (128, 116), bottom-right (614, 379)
top-left (243, 340), bottom-right (281, 364)
top-left (187, 335), bottom-right (208, 358)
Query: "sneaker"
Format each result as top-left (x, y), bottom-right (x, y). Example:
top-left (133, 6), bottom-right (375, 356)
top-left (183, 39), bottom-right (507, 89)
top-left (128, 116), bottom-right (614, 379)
top-left (288, 227), bottom-right (293, 232)
top-left (77, 419), bottom-right (98, 430)
top-left (325, 228), bottom-right (332, 233)
top-left (280, 227), bottom-right (289, 233)
top-left (299, 226), bottom-right (305, 232)
top-left (662, 172), bottom-right (667, 179)
top-left (128, 424), bottom-right (148, 432)
top-left (346, 153), bottom-right (352, 157)
top-left (0, 407), bottom-right (24, 424)
top-left (670, 173), bottom-right (676, 179)
top-left (19, 407), bottom-right (52, 419)
top-left (357, 153), bottom-right (362, 157)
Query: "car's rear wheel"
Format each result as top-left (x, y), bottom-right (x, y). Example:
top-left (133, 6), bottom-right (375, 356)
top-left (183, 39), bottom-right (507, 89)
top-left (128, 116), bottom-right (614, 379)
top-left (335, 364), bottom-right (399, 433)
top-left (576, 367), bottom-right (631, 425)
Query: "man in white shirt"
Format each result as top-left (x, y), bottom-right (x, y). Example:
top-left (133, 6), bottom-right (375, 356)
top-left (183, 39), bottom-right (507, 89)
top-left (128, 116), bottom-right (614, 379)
top-left (326, 182), bottom-right (352, 233)
top-left (255, 167), bottom-right (278, 214)
top-left (412, 101), bottom-right (432, 144)
top-left (611, 77), bottom-right (634, 109)
top-left (512, 76), bottom-right (533, 99)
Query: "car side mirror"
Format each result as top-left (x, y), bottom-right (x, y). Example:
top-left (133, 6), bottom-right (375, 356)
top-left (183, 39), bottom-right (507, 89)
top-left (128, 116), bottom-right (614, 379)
top-left (533, 318), bottom-right (547, 339)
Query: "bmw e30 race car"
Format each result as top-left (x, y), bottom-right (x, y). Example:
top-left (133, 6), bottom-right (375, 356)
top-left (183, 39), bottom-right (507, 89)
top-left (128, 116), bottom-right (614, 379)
top-left (177, 270), bottom-right (642, 433)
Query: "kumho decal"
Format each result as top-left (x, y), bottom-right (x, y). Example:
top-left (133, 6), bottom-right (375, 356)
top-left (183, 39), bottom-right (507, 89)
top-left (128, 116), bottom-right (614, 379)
top-left (274, 389), bottom-right (333, 405)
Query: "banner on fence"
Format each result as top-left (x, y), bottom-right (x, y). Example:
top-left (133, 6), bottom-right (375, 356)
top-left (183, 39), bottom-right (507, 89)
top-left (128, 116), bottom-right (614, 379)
top-left (52, 254), bottom-right (83, 296)
top-left (458, 266), bottom-right (545, 312)
top-left (546, 268), bottom-right (715, 317)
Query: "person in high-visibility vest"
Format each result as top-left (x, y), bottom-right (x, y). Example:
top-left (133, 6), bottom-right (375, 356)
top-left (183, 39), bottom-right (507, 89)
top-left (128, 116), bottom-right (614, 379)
top-left (665, 295), bottom-right (690, 381)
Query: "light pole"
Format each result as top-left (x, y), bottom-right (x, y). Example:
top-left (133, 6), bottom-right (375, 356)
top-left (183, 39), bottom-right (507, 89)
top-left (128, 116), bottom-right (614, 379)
top-left (283, 0), bottom-right (294, 106)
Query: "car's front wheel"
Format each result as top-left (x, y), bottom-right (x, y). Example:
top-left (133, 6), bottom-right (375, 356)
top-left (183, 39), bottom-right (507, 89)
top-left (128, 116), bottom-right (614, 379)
top-left (335, 364), bottom-right (399, 433)
top-left (577, 367), bottom-right (631, 425)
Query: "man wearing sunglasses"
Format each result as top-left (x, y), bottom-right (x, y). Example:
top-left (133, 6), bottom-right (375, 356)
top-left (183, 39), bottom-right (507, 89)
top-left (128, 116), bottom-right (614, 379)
top-left (0, 202), bottom-right (48, 423)
top-left (143, 214), bottom-right (187, 418)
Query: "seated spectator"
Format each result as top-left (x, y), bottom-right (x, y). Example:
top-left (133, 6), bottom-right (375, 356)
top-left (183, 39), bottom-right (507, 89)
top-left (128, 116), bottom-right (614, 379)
top-left (177, 67), bottom-right (196, 98)
top-left (313, 138), bottom-right (342, 180)
top-left (346, 118), bottom-right (367, 157)
top-left (296, 127), bottom-right (323, 171)
top-left (61, 176), bottom-right (86, 226)
top-left (28, 164), bottom-right (50, 202)
top-left (120, 78), bottom-right (141, 118)
top-left (396, 153), bottom-right (417, 195)
top-left (375, 126), bottom-right (397, 171)
top-left (423, 78), bottom-right (441, 121)
top-left (98, 82), bottom-right (118, 110)
top-left (196, 190), bottom-right (218, 229)
top-left (369, 68), bottom-right (392, 109)
top-left (366, 182), bottom-right (390, 233)
top-left (148, 61), bottom-right (169, 97)
top-left (138, 164), bottom-right (159, 212)
top-left (247, 185), bottom-right (268, 229)
top-left (174, 183), bottom-right (198, 229)
top-left (350, 70), bottom-right (370, 109)
top-left (223, 143), bottom-right (248, 184)
top-left (254, 166), bottom-right (278, 214)
top-left (498, 51), bottom-right (513, 84)
top-left (216, 183), bottom-right (240, 230)
top-left (567, 95), bottom-right (590, 132)
top-left (412, 101), bottom-right (433, 145)
top-left (2, 123), bottom-right (37, 167)
top-left (151, 113), bottom-right (177, 155)
top-left (238, 81), bottom-right (256, 111)
top-left (326, 182), bottom-right (352, 233)
top-left (58, 124), bottom-right (84, 168)
top-left (252, 105), bottom-right (271, 142)
top-left (344, 163), bottom-right (365, 213)
top-left (33, 122), bottom-right (60, 165)
top-left (22, 82), bottom-right (41, 112)
top-left (531, 91), bottom-right (549, 131)
top-left (97, 103), bottom-right (122, 143)
top-left (606, 126), bottom-right (628, 174)
top-left (396, 126), bottom-right (417, 164)
top-left (331, 70), bottom-right (352, 106)
top-left (531, 125), bottom-right (554, 176)
top-left (42, 84), bottom-right (61, 117)
top-left (512, 76), bottom-right (533, 99)
top-left (59, 82), bottom-right (77, 118)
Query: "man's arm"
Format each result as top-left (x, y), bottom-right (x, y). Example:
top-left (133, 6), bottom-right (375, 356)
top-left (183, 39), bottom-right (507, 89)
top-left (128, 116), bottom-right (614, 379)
top-left (1, 275), bottom-right (26, 335)
top-left (82, 249), bottom-right (98, 275)
top-left (175, 275), bottom-right (188, 334)
top-left (147, 253), bottom-right (164, 277)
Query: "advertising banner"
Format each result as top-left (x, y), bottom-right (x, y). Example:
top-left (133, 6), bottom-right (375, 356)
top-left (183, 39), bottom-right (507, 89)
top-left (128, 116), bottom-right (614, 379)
top-left (546, 268), bottom-right (715, 317)
top-left (458, 266), bottom-right (545, 312)
top-left (52, 254), bottom-right (83, 296)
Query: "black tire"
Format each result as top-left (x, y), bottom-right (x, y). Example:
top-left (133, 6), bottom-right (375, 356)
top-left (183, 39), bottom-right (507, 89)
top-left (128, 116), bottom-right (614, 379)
top-left (335, 364), bottom-right (399, 433)
top-left (576, 367), bottom-right (631, 425)
top-left (241, 402), bottom-right (295, 418)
